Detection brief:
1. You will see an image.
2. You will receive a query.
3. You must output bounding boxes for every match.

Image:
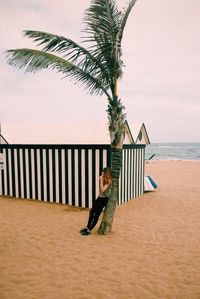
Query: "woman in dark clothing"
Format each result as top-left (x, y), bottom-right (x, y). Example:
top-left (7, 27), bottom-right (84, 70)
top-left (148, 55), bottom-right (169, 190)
top-left (80, 167), bottom-right (112, 236)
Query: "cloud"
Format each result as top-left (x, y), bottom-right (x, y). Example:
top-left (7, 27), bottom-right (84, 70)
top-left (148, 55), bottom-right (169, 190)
top-left (1, 0), bottom-right (200, 143)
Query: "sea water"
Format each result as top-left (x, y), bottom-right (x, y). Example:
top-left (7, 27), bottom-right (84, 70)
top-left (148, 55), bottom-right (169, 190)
top-left (145, 143), bottom-right (200, 160)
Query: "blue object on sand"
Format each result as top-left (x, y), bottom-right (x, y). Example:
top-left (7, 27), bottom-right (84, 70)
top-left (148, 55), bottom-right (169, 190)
top-left (144, 176), bottom-right (157, 191)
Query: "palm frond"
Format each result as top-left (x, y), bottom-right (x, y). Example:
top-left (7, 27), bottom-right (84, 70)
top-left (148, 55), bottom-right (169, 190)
top-left (6, 48), bottom-right (111, 98)
top-left (83, 0), bottom-right (121, 35)
top-left (83, 0), bottom-right (122, 86)
top-left (23, 30), bottom-right (110, 82)
top-left (118, 0), bottom-right (138, 42)
top-left (5, 0), bottom-right (137, 102)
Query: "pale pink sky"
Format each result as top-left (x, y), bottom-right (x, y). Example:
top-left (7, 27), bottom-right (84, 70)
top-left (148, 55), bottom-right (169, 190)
top-left (0, 0), bottom-right (200, 143)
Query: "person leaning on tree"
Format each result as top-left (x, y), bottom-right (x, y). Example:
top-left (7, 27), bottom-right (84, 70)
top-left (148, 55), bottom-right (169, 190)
top-left (80, 167), bottom-right (112, 236)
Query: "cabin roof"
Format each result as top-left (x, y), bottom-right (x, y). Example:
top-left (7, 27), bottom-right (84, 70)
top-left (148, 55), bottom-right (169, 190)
top-left (1, 120), bottom-right (150, 145)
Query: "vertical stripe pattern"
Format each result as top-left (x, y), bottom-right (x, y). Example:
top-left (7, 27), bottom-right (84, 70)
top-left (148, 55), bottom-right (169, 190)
top-left (0, 144), bottom-right (145, 208)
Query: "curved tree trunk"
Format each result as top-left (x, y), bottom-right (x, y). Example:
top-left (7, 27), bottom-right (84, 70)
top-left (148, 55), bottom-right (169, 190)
top-left (98, 92), bottom-right (126, 235)
top-left (98, 148), bottom-right (122, 235)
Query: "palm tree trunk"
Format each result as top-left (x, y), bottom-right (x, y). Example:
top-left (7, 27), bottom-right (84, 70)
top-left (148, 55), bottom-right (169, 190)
top-left (98, 148), bottom-right (122, 235)
top-left (98, 86), bottom-right (125, 235)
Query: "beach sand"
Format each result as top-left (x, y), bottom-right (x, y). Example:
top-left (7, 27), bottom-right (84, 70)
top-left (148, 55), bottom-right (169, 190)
top-left (1, 160), bottom-right (200, 299)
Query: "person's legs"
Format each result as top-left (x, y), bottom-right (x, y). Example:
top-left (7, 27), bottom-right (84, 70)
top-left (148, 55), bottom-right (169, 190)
top-left (86, 200), bottom-right (99, 230)
top-left (81, 197), bottom-right (108, 234)
top-left (87, 197), bottom-right (108, 230)
top-left (80, 199), bottom-right (100, 234)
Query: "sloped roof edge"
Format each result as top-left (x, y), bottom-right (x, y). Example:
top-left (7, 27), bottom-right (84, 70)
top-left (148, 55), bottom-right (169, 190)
top-left (0, 134), bottom-right (9, 144)
top-left (135, 123), bottom-right (150, 145)
top-left (125, 121), bottom-right (150, 145)
top-left (124, 120), bottom-right (134, 144)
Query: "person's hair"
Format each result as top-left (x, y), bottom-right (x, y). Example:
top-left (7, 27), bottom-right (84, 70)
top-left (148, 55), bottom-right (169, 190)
top-left (102, 167), bottom-right (112, 175)
top-left (102, 167), bottom-right (112, 184)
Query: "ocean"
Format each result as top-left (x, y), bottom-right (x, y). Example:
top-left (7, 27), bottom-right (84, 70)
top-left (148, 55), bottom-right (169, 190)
top-left (145, 143), bottom-right (200, 161)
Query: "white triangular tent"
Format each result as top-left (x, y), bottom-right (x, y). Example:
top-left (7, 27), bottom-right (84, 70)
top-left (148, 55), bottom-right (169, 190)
top-left (125, 121), bottom-right (150, 145)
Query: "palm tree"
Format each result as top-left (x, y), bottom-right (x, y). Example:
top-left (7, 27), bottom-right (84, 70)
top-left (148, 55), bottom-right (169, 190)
top-left (5, 0), bottom-right (138, 235)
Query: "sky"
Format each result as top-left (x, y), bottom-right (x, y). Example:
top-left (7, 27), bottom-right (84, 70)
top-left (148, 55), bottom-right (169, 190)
top-left (0, 0), bottom-right (200, 144)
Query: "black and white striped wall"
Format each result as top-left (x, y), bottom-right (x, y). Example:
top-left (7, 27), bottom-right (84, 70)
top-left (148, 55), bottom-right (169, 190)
top-left (0, 144), bottom-right (145, 208)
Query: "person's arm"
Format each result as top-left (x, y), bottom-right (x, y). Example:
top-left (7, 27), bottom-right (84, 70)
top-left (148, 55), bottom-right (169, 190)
top-left (99, 176), bottom-right (111, 194)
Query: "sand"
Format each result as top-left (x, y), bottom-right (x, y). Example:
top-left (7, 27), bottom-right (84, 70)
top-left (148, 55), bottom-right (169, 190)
top-left (1, 160), bottom-right (200, 299)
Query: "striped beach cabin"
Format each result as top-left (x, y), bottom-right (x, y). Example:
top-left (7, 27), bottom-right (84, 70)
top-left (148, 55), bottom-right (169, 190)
top-left (0, 121), bottom-right (150, 208)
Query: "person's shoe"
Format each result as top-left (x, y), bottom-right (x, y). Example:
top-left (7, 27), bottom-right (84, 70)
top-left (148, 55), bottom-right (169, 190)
top-left (80, 227), bottom-right (88, 233)
top-left (81, 228), bottom-right (91, 236)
